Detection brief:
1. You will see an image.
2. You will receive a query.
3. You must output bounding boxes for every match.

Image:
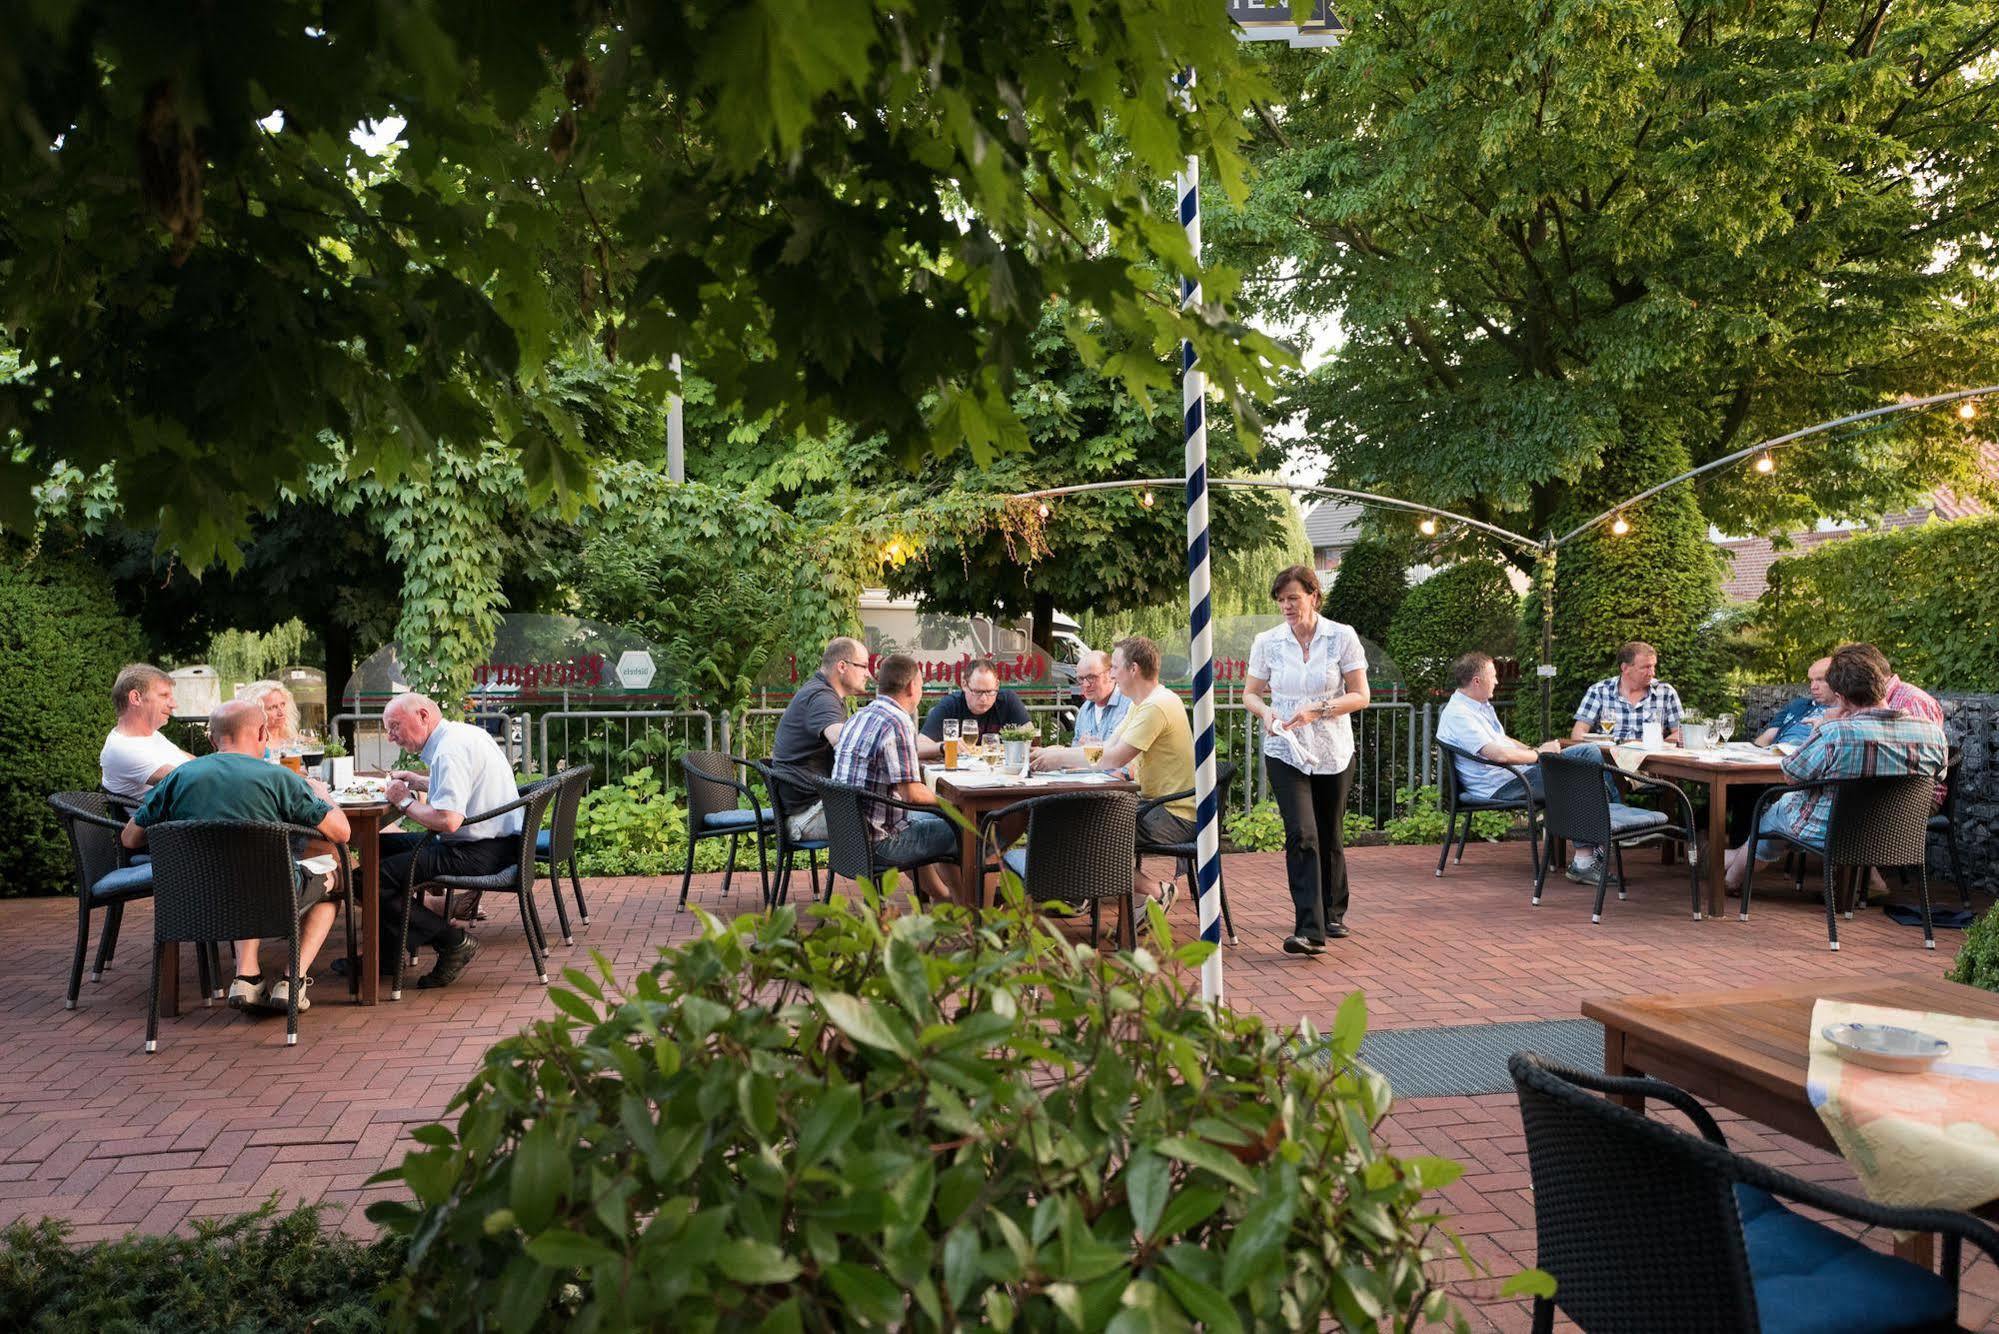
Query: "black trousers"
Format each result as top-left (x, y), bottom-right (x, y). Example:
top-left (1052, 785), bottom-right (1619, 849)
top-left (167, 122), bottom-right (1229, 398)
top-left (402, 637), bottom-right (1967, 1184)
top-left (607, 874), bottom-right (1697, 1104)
top-left (379, 831), bottom-right (520, 952)
top-left (1266, 754), bottom-right (1355, 938)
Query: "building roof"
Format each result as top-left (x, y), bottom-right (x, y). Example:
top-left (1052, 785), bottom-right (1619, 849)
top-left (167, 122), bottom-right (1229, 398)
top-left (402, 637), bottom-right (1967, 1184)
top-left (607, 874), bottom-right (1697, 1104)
top-left (1303, 498), bottom-right (1367, 551)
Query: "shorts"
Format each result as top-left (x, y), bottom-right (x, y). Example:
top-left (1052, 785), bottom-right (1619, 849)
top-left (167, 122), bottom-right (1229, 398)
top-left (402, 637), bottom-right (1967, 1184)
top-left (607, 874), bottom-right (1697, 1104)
top-left (874, 812), bottom-right (957, 868)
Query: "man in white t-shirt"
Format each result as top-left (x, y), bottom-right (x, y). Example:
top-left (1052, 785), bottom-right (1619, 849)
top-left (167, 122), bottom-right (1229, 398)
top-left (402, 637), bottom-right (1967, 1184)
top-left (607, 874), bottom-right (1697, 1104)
top-left (99, 663), bottom-right (194, 804)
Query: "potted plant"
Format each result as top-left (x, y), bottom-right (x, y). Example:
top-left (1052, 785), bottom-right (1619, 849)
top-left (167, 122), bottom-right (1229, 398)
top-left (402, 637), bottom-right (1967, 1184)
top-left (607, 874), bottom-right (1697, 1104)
top-left (999, 722), bottom-right (1038, 773)
top-left (320, 738), bottom-right (354, 789)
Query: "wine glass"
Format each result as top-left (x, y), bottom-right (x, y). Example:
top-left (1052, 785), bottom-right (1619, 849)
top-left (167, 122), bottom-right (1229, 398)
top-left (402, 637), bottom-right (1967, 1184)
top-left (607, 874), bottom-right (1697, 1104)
top-left (1596, 713), bottom-right (1617, 743)
top-left (1712, 714), bottom-right (1736, 747)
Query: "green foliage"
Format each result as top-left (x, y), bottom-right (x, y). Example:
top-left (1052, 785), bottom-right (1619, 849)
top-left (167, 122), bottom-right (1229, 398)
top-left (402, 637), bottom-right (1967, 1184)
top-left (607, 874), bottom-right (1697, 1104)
top-left (371, 894), bottom-right (1467, 1330)
top-left (1947, 902), bottom-right (1999, 993)
top-left (0, 1199), bottom-right (400, 1331)
top-left (1225, 799), bottom-right (1373, 850)
top-left (1386, 563), bottom-right (1522, 702)
top-left (0, 546), bottom-right (146, 897)
top-left (1382, 788), bottom-right (1517, 847)
top-left (1753, 516), bottom-right (1999, 692)
top-left (1324, 539), bottom-right (1411, 647)
top-left (206, 619), bottom-right (308, 688)
top-left (572, 769), bottom-right (765, 879)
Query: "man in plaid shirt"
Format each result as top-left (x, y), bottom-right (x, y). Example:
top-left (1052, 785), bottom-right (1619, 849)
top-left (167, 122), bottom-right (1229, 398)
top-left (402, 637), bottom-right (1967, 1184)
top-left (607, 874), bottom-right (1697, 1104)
top-left (830, 651), bottom-right (959, 904)
top-left (1569, 641), bottom-right (1684, 744)
top-left (1723, 644), bottom-right (1946, 890)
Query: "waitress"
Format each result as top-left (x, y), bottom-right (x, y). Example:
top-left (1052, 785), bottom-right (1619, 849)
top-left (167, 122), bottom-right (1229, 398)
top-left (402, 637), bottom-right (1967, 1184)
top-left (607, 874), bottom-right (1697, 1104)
top-left (1244, 565), bottom-right (1370, 955)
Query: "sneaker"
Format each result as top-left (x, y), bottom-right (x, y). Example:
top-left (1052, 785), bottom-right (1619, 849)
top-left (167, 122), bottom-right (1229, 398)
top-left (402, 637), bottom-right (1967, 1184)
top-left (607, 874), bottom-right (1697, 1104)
top-left (226, 974), bottom-right (266, 1011)
top-left (417, 934), bottom-right (480, 989)
top-left (1153, 879), bottom-right (1179, 916)
top-left (1564, 857), bottom-right (1621, 888)
top-left (264, 976), bottom-right (312, 1013)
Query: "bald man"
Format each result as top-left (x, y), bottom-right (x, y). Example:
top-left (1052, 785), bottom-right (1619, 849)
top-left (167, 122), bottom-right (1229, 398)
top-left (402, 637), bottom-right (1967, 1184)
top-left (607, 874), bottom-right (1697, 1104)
top-left (1070, 649), bottom-right (1130, 747)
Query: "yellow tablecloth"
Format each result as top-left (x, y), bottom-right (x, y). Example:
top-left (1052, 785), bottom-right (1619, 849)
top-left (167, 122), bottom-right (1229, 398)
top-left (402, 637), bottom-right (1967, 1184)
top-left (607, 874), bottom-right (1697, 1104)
top-left (1807, 999), bottom-right (1999, 1212)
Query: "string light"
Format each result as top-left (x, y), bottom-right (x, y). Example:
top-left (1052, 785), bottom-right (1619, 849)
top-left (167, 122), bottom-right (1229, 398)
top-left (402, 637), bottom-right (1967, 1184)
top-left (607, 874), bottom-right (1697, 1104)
top-left (1610, 515), bottom-right (1631, 536)
top-left (1036, 502), bottom-right (1050, 519)
top-left (1754, 452), bottom-right (1775, 474)
top-left (1961, 401), bottom-right (1980, 421)
top-left (1140, 489), bottom-right (1155, 508)
top-left (1418, 517), bottom-right (1438, 536)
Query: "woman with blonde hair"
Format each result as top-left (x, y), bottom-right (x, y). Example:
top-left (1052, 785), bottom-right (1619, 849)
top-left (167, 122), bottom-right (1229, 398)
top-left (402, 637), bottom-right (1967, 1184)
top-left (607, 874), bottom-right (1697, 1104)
top-left (239, 679), bottom-right (301, 752)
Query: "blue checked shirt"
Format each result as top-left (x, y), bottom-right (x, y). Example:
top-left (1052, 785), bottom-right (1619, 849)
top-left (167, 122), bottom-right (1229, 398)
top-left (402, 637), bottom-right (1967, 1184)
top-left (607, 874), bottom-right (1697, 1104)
top-left (1574, 678), bottom-right (1684, 742)
top-left (1073, 690), bottom-right (1131, 746)
top-left (830, 696), bottom-right (923, 840)
top-left (1773, 707), bottom-right (1947, 849)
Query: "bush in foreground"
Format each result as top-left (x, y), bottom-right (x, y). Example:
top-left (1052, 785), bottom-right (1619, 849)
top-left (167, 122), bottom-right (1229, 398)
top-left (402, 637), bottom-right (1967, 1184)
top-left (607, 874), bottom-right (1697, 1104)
top-left (372, 891), bottom-right (1486, 1330)
top-left (1948, 901), bottom-right (1999, 993)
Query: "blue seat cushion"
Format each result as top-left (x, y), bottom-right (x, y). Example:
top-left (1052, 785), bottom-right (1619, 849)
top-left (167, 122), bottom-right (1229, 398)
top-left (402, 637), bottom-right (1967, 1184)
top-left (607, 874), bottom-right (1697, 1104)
top-left (1002, 847), bottom-right (1028, 879)
top-left (702, 807), bottom-right (773, 832)
top-left (92, 864), bottom-right (155, 901)
top-left (1607, 806), bottom-right (1671, 835)
top-left (1733, 1186), bottom-right (1956, 1334)
top-left (130, 853), bottom-right (152, 865)
top-left (535, 828), bottom-right (552, 856)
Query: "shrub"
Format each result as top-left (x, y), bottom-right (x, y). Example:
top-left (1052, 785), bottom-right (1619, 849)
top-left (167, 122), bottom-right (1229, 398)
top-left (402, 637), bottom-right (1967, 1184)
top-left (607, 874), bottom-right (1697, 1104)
top-left (1947, 902), bottom-right (1999, 993)
top-left (1754, 514), bottom-right (1999, 692)
top-left (371, 893), bottom-right (1482, 1330)
top-left (1323, 537), bottom-right (1410, 647)
top-left (1383, 786), bottom-right (1516, 846)
top-left (573, 767), bottom-right (765, 877)
top-left (0, 1199), bottom-right (400, 1331)
top-left (1226, 799), bottom-right (1374, 849)
top-left (0, 546), bottom-right (147, 897)
top-left (1385, 561), bottom-right (1521, 702)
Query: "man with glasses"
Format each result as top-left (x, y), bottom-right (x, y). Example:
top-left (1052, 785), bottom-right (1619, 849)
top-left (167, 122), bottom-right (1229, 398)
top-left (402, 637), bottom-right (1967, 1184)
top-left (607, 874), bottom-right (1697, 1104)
top-left (919, 658), bottom-right (1031, 745)
top-left (1070, 649), bottom-right (1130, 747)
top-left (771, 637), bottom-right (873, 841)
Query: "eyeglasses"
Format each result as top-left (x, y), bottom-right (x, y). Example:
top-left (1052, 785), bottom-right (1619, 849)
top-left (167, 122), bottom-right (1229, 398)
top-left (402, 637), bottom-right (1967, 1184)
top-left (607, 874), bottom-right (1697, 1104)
top-left (1077, 671), bottom-right (1107, 683)
top-left (839, 660), bottom-right (871, 672)
top-left (966, 688), bottom-right (999, 698)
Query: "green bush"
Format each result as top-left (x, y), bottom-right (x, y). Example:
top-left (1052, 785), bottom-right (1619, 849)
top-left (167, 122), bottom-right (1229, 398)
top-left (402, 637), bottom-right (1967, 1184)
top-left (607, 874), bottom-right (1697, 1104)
top-left (371, 893), bottom-right (1483, 1330)
top-left (1385, 562), bottom-right (1521, 702)
top-left (0, 547), bottom-right (147, 897)
top-left (1753, 515), bottom-right (1999, 691)
top-left (574, 767), bottom-right (767, 877)
top-left (1226, 799), bottom-right (1373, 849)
top-left (1323, 537), bottom-right (1410, 647)
top-left (1382, 786), bottom-right (1517, 846)
top-left (0, 1199), bottom-right (400, 1331)
top-left (1947, 902), bottom-right (1999, 993)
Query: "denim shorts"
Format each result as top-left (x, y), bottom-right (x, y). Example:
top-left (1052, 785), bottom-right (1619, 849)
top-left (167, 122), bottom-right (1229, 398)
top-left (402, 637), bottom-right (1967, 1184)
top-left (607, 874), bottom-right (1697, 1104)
top-left (875, 812), bottom-right (957, 868)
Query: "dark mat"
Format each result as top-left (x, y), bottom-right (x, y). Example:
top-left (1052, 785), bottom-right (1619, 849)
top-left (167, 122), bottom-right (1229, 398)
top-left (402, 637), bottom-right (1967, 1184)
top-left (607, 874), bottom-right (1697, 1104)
top-left (1349, 1018), bottom-right (1607, 1099)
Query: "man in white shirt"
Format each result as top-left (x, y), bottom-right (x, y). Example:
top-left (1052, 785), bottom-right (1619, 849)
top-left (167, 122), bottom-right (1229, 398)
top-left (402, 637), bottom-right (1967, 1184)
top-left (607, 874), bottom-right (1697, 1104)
top-left (372, 693), bottom-right (526, 988)
top-left (99, 663), bottom-right (194, 804)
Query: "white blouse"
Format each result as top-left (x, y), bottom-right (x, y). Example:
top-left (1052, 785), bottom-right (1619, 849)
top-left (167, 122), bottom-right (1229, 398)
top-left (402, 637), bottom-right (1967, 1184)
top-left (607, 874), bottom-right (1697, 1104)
top-left (1247, 616), bottom-right (1368, 775)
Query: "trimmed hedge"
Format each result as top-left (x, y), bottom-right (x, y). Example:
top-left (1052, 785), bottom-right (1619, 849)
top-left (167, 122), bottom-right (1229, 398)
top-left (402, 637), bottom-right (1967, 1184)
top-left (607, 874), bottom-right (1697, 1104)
top-left (1385, 561), bottom-right (1520, 702)
top-left (1322, 537), bottom-right (1409, 646)
top-left (1754, 514), bottom-right (1999, 691)
top-left (0, 547), bottom-right (147, 897)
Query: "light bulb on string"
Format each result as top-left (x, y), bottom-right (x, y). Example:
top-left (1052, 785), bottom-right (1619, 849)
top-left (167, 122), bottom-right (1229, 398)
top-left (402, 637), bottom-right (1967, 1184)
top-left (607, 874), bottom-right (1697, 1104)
top-left (1036, 502), bottom-right (1050, 519)
top-left (1961, 401), bottom-right (1980, 421)
top-left (1754, 452), bottom-right (1775, 474)
top-left (1610, 515), bottom-right (1631, 536)
top-left (1140, 489), bottom-right (1155, 508)
top-left (1418, 517), bottom-right (1438, 537)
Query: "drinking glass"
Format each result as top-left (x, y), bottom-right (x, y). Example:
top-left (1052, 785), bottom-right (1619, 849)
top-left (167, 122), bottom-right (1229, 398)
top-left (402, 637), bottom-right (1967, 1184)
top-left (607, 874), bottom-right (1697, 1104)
top-left (941, 719), bottom-right (960, 769)
top-left (1713, 714), bottom-right (1736, 746)
top-left (1596, 714), bottom-right (1617, 742)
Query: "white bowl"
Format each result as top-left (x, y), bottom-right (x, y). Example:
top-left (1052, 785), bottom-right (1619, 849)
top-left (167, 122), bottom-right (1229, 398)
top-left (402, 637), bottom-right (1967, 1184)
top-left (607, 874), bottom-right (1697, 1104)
top-left (1822, 1022), bottom-right (1950, 1074)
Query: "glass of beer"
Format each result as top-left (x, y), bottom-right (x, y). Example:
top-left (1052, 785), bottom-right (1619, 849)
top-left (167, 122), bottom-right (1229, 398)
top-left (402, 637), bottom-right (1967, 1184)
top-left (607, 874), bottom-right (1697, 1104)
top-left (942, 719), bottom-right (960, 769)
top-left (1082, 740), bottom-right (1104, 767)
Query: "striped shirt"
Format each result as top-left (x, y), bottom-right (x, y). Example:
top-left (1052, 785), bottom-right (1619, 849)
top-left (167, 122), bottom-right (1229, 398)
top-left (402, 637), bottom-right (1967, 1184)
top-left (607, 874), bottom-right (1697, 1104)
top-left (830, 696), bottom-right (923, 840)
top-left (1574, 678), bottom-right (1683, 743)
top-left (1773, 707), bottom-right (1947, 849)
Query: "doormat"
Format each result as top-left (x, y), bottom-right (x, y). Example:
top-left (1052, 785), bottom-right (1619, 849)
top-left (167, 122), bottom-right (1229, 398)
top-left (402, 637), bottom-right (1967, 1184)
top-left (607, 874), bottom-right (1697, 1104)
top-left (1302, 1018), bottom-right (1607, 1099)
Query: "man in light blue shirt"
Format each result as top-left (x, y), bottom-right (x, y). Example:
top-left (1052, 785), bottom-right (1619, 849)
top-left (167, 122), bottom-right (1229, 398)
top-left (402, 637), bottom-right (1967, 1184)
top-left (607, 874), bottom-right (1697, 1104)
top-left (1071, 649), bottom-right (1130, 747)
top-left (1754, 656), bottom-right (1832, 748)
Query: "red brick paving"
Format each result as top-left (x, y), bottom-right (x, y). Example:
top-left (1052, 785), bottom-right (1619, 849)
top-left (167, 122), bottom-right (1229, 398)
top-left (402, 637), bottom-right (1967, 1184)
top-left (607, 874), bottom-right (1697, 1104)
top-left (0, 844), bottom-right (1991, 1327)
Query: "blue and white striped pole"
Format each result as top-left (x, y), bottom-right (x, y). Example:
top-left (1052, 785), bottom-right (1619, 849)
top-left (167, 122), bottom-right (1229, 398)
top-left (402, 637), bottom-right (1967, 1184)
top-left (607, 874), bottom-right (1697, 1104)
top-left (1176, 73), bottom-right (1225, 1005)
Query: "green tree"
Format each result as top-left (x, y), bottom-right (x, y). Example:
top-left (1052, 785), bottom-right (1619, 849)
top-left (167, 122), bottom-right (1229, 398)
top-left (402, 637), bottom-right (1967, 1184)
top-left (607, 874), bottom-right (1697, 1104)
top-left (2, 1), bottom-right (1288, 566)
top-left (1386, 561), bottom-right (1522, 701)
top-left (1323, 538), bottom-right (1411, 647)
top-left (1213, 0), bottom-right (1999, 709)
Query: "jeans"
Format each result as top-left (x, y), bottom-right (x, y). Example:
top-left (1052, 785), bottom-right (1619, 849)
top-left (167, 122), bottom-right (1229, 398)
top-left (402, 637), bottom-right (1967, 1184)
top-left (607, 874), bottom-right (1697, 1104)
top-left (379, 832), bottom-right (520, 952)
top-left (874, 812), bottom-right (956, 869)
top-left (1489, 744), bottom-right (1622, 806)
top-left (1266, 755), bottom-right (1354, 938)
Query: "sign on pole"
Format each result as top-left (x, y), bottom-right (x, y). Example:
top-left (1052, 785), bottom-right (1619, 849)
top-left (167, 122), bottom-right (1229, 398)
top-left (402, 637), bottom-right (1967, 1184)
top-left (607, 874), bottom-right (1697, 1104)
top-left (614, 650), bottom-right (657, 691)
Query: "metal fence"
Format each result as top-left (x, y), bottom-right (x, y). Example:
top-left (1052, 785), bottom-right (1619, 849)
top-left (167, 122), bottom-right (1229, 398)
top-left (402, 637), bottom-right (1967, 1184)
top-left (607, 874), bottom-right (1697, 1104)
top-left (330, 710), bottom-right (525, 772)
top-left (535, 710), bottom-right (717, 786)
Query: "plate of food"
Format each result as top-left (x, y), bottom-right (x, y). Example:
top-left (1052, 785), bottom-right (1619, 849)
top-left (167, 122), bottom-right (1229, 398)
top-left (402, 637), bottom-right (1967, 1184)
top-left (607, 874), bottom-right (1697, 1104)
top-left (334, 777), bottom-right (389, 805)
top-left (1821, 1022), bottom-right (1950, 1074)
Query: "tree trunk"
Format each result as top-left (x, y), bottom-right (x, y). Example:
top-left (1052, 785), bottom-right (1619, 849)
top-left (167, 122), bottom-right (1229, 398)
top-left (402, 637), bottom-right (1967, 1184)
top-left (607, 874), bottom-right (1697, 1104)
top-left (1030, 591), bottom-right (1056, 655)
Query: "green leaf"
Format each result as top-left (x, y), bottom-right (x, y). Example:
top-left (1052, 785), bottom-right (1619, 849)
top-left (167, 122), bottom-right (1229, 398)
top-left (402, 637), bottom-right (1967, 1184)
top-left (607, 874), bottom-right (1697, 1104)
top-left (754, 1298), bottom-right (805, 1334)
top-left (1219, 1171), bottom-right (1296, 1296)
top-left (1154, 1137), bottom-right (1256, 1192)
top-left (714, 1237), bottom-right (804, 1285)
top-left (796, 1080), bottom-right (861, 1169)
top-left (509, 1121), bottom-right (571, 1235)
top-left (523, 1227), bottom-right (620, 1269)
top-left (548, 987), bottom-right (599, 1026)
top-left (399, 1147), bottom-right (459, 1206)
top-left (1501, 1268), bottom-right (1559, 1299)
top-left (942, 1226), bottom-right (981, 1308)
top-left (1153, 1185), bottom-right (1226, 1239)
top-left (819, 991), bottom-right (914, 1057)
top-left (1332, 990), bottom-right (1369, 1057)
top-left (1155, 1265), bottom-right (1243, 1334)
top-left (825, 1261), bottom-right (905, 1325)
top-left (1124, 1148), bottom-right (1169, 1240)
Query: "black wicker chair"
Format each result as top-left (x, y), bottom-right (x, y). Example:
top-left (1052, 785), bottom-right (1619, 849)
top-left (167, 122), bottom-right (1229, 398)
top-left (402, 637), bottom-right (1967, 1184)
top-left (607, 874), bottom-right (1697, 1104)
top-left (982, 789), bottom-right (1141, 948)
top-left (1931, 744), bottom-right (1968, 907)
top-left (143, 819), bottom-right (356, 1049)
top-left (1435, 740), bottom-right (1542, 881)
top-left (530, 765), bottom-right (593, 943)
top-left (750, 760), bottom-right (828, 908)
top-left (815, 778), bottom-right (961, 900)
top-left (1509, 1051), bottom-right (1999, 1333)
top-left (675, 751), bottom-right (773, 912)
top-left (1534, 752), bottom-right (1701, 923)
top-left (397, 780), bottom-right (561, 996)
top-left (46, 792), bottom-right (192, 1009)
top-left (1743, 773), bottom-right (1939, 952)
top-left (1134, 762), bottom-right (1238, 946)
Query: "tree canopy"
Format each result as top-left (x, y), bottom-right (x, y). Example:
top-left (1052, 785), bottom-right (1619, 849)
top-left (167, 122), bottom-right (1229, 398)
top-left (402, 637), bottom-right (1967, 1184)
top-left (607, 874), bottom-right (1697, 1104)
top-left (2, 0), bottom-right (1289, 567)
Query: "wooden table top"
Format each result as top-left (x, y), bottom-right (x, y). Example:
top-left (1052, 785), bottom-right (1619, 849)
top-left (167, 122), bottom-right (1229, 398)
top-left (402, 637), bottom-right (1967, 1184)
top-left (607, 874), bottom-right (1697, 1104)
top-left (1583, 974), bottom-right (1999, 1106)
top-left (932, 772), bottom-right (1139, 805)
top-left (1605, 745), bottom-right (1789, 781)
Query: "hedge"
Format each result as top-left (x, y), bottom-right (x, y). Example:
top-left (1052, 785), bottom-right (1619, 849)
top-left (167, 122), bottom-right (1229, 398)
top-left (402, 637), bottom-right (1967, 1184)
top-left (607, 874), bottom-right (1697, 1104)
top-left (1754, 514), bottom-right (1999, 691)
top-left (0, 547), bottom-right (147, 897)
top-left (1322, 536), bottom-right (1409, 646)
top-left (1385, 560), bottom-right (1520, 702)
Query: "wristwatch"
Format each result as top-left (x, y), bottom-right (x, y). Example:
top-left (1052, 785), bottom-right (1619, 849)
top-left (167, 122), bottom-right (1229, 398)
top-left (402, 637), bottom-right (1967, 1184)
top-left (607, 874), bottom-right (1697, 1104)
top-left (395, 794), bottom-right (416, 813)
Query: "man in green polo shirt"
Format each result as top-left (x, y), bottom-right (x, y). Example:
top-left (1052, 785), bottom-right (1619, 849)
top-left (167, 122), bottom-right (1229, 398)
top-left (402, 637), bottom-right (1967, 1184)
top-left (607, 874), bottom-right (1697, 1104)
top-left (121, 698), bottom-right (351, 1014)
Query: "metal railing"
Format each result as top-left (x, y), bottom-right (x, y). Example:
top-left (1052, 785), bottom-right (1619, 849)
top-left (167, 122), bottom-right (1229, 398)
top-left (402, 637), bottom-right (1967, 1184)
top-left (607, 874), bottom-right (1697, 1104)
top-left (330, 710), bottom-right (523, 772)
top-left (535, 710), bottom-right (716, 785)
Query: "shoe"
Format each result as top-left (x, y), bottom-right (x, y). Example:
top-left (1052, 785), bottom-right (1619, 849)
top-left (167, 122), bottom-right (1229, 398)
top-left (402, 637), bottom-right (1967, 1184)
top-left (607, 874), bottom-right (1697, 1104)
top-left (1324, 921), bottom-right (1350, 940)
top-left (1564, 858), bottom-right (1621, 888)
top-left (1282, 935), bottom-right (1326, 956)
top-left (417, 934), bottom-right (480, 989)
top-left (264, 976), bottom-right (312, 1013)
top-left (226, 974), bottom-right (266, 1011)
top-left (1153, 879), bottom-right (1179, 916)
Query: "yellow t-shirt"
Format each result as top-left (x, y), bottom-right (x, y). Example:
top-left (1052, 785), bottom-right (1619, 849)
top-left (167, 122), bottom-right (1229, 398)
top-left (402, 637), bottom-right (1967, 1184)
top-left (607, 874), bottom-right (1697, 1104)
top-left (1113, 684), bottom-right (1196, 820)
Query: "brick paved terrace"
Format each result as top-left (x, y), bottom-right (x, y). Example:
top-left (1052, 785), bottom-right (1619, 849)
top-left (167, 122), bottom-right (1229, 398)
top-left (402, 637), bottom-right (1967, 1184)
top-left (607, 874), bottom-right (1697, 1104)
top-left (1, 843), bottom-right (1993, 1329)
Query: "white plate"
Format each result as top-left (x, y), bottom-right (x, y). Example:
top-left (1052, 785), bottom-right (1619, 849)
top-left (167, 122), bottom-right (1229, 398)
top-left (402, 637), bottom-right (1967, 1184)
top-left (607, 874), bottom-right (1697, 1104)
top-left (1822, 1022), bottom-right (1950, 1074)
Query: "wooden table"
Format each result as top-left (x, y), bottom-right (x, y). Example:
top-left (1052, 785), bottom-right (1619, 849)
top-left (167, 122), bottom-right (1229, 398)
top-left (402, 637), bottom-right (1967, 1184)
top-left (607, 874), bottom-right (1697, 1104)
top-left (1584, 974), bottom-right (1999, 1265)
top-left (931, 771), bottom-right (1139, 907)
top-left (1617, 747), bottom-right (1788, 918)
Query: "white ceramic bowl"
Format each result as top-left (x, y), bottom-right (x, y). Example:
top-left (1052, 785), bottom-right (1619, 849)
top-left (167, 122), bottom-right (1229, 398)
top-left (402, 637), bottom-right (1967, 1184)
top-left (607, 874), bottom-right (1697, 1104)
top-left (1822, 1023), bottom-right (1950, 1074)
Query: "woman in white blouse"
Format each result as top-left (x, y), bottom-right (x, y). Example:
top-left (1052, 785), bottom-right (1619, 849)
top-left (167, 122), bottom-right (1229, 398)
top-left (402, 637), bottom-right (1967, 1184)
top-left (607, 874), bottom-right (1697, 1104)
top-left (1244, 565), bottom-right (1371, 954)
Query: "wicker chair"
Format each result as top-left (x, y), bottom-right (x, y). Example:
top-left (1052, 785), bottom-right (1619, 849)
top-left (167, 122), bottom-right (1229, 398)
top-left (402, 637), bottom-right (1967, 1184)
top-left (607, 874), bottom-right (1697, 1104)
top-left (1534, 752), bottom-right (1701, 922)
top-left (675, 751), bottom-right (773, 912)
top-left (47, 792), bottom-right (181, 1010)
top-left (397, 780), bottom-right (561, 996)
top-left (1435, 740), bottom-right (1542, 881)
top-left (982, 790), bottom-right (1140, 948)
top-left (1134, 762), bottom-right (1238, 946)
top-left (530, 765), bottom-right (593, 943)
top-left (142, 819), bottom-right (356, 1050)
top-left (750, 760), bottom-right (828, 908)
top-left (815, 778), bottom-right (961, 900)
top-left (1931, 744), bottom-right (1969, 907)
top-left (1509, 1051), bottom-right (1999, 1333)
top-left (1743, 773), bottom-right (1939, 952)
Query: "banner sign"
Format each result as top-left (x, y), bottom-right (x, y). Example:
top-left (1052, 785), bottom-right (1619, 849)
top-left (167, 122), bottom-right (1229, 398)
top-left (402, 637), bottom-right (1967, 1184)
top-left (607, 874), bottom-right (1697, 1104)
top-left (1229, 0), bottom-right (1344, 46)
